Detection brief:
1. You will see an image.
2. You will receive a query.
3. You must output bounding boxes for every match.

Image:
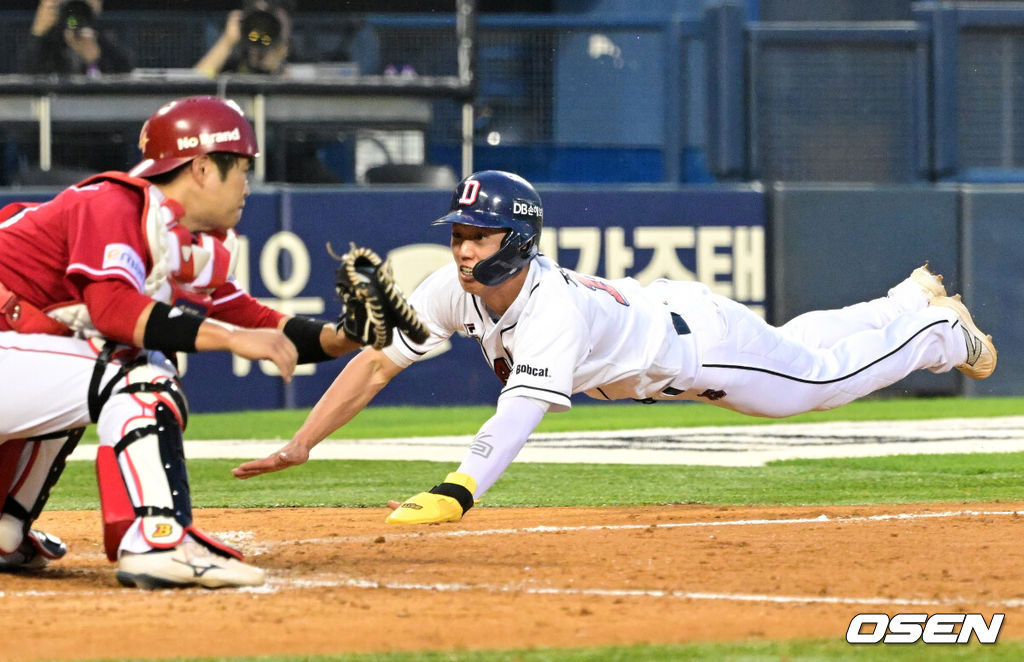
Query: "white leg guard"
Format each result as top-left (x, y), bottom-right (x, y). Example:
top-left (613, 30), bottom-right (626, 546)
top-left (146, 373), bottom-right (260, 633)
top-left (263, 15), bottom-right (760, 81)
top-left (91, 341), bottom-right (241, 562)
top-left (0, 430), bottom-right (82, 554)
top-left (111, 403), bottom-right (192, 552)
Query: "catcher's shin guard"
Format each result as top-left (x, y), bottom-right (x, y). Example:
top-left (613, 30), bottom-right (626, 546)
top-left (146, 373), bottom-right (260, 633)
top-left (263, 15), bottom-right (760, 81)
top-left (0, 429), bottom-right (82, 554)
top-left (101, 402), bottom-right (192, 559)
top-left (89, 341), bottom-right (184, 559)
top-left (92, 341), bottom-right (242, 562)
top-left (99, 403), bottom-right (243, 562)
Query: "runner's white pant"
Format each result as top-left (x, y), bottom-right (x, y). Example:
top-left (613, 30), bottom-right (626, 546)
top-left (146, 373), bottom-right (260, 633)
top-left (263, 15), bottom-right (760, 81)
top-left (661, 282), bottom-right (964, 417)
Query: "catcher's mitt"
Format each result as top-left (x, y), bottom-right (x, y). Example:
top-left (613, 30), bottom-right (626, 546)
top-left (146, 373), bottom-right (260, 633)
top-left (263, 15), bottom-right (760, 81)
top-left (331, 243), bottom-right (429, 350)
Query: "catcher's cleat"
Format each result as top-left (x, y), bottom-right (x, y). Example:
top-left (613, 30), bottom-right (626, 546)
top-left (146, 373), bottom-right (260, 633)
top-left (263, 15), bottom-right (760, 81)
top-left (116, 541), bottom-right (265, 590)
top-left (910, 262), bottom-right (947, 301)
top-left (386, 472), bottom-right (477, 525)
top-left (931, 294), bottom-right (997, 380)
top-left (0, 529), bottom-right (67, 572)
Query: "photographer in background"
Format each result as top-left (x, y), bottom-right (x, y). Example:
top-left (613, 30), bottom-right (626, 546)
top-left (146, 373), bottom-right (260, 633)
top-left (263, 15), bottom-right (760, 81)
top-left (195, 0), bottom-right (293, 77)
top-left (19, 0), bottom-right (132, 76)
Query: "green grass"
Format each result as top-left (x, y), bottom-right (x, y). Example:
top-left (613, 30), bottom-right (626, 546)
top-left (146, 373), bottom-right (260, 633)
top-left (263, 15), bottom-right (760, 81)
top-left (78, 395), bottom-right (1024, 442)
top-left (50, 451), bottom-right (1024, 511)
top-left (53, 396), bottom-right (1024, 511)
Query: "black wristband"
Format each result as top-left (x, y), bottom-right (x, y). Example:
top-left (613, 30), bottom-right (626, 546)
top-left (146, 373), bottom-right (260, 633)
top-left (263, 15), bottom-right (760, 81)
top-left (143, 302), bottom-right (204, 353)
top-left (283, 316), bottom-right (333, 364)
top-left (429, 481), bottom-right (474, 515)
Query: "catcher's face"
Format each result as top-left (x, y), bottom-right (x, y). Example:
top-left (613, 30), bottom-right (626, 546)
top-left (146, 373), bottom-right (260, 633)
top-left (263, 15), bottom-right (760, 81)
top-left (450, 223), bottom-right (505, 294)
top-left (190, 155), bottom-right (251, 232)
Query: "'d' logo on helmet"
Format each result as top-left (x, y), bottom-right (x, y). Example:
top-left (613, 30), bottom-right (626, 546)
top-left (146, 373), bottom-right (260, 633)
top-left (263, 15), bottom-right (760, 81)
top-left (458, 179), bottom-right (481, 206)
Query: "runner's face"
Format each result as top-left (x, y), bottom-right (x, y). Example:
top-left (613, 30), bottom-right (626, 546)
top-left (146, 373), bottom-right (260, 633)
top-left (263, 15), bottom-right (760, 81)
top-left (450, 223), bottom-right (505, 294)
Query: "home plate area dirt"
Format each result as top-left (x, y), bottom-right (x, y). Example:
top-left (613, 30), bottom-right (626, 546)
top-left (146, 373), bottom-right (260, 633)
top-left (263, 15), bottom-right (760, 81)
top-left (5, 502), bottom-right (1024, 660)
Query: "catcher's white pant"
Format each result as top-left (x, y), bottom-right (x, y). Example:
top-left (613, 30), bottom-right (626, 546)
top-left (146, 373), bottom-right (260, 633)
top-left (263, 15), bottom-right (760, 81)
top-left (1, 334), bottom-right (111, 441)
top-left (658, 281), bottom-right (963, 417)
top-left (0, 332), bottom-right (176, 440)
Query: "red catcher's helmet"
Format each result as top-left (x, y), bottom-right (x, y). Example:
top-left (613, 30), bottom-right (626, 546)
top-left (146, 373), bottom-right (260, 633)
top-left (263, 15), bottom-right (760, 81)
top-left (128, 96), bottom-right (260, 178)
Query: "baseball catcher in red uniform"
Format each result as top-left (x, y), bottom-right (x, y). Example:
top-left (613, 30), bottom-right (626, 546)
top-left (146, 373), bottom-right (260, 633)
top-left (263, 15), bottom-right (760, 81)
top-left (0, 95), bottom-right (421, 588)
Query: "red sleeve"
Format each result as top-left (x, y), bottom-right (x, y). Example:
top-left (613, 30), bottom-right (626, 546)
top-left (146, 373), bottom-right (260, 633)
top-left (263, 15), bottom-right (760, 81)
top-left (82, 279), bottom-right (154, 344)
top-left (208, 281), bottom-right (286, 329)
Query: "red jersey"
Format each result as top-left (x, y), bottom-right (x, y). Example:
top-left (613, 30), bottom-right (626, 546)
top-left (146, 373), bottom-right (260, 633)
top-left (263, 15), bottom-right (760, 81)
top-left (0, 173), bottom-right (283, 339)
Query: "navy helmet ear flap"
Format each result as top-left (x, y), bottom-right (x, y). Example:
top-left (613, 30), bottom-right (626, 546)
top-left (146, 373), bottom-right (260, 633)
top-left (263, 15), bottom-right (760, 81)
top-left (471, 228), bottom-right (539, 286)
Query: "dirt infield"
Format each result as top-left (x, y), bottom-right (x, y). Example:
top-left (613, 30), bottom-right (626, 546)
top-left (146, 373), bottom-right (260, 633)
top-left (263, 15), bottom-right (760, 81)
top-left (5, 502), bottom-right (1023, 660)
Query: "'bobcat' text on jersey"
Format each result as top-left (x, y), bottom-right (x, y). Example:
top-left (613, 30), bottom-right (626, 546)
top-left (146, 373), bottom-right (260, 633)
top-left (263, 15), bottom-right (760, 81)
top-left (383, 255), bottom-right (700, 411)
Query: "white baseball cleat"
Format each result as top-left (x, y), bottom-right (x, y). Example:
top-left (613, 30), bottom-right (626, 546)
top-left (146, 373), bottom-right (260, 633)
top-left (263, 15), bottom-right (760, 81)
top-left (116, 541), bottom-right (265, 589)
top-left (931, 294), bottom-right (997, 380)
top-left (0, 529), bottom-right (67, 572)
top-left (910, 262), bottom-right (947, 300)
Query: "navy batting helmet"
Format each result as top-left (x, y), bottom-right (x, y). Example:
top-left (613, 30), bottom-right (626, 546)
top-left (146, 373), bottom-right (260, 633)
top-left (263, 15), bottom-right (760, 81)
top-left (432, 170), bottom-right (543, 286)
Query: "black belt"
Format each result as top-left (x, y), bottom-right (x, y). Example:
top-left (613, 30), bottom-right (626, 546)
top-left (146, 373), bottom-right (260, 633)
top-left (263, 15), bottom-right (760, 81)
top-left (670, 312), bottom-right (691, 335)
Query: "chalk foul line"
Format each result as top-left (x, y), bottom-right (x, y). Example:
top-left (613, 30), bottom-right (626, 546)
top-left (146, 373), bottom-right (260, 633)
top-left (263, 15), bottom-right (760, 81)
top-left (281, 508), bottom-right (1024, 546)
top-left (260, 575), bottom-right (1024, 609)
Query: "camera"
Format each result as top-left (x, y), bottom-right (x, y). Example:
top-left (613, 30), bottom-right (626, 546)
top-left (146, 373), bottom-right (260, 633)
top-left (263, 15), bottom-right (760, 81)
top-left (58, 0), bottom-right (95, 32)
top-left (241, 7), bottom-right (282, 50)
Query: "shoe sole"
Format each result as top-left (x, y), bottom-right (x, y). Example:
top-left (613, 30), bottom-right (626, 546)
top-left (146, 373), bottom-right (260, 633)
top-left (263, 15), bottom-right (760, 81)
top-left (931, 295), bottom-right (997, 379)
top-left (911, 263), bottom-right (946, 300)
top-left (116, 569), bottom-right (262, 590)
top-left (385, 506), bottom-right (463, 524)
top-left (0, 560), bottom-right (48, 573)
top-left (385, 513), bottom-right (462, 525)
top-left (116, 570), bottom-right (196, 590)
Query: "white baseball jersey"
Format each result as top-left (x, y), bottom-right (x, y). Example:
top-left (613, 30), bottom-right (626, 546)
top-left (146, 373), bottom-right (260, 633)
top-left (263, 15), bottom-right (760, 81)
top-left (384, 255), bottom-right (700, 411)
